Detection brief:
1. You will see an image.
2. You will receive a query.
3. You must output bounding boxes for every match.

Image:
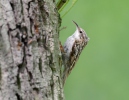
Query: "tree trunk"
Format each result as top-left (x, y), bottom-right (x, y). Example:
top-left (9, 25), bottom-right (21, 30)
top-left (0, 0), bottom-right (63, 100)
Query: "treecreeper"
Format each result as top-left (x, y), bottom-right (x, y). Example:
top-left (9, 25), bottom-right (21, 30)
top-left (61, 21), bottom-right (89, 85)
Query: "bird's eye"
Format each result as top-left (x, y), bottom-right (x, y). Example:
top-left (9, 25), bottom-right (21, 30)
top-left (79, 30), bottom-right (82, 33)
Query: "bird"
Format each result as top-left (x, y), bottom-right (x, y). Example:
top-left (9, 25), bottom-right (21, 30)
top-left (62, 21), bottom-right (89, 85)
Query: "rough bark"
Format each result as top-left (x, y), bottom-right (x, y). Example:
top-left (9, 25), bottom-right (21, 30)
top-left (0, 0), bottom-right (63, 100)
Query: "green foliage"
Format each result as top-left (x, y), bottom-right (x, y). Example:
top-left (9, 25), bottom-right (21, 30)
top-left (56, 0), bottom-right (78, 18)
top-left (59, 0), bottom-right (129, 100)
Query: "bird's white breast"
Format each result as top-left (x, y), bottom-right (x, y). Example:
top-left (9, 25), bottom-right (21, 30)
top-left (63, 29), bottom-right (80, 58)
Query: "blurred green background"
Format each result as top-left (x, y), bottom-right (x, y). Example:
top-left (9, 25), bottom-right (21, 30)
top-left (58, 0), bottom-right (129, 100)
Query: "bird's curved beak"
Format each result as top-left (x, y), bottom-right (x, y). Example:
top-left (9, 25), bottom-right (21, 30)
top-left (72, 20), bottom-right (81, 32)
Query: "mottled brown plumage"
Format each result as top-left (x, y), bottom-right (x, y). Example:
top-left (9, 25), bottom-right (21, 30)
top-left (62, 21), bottom-right (89, 85)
